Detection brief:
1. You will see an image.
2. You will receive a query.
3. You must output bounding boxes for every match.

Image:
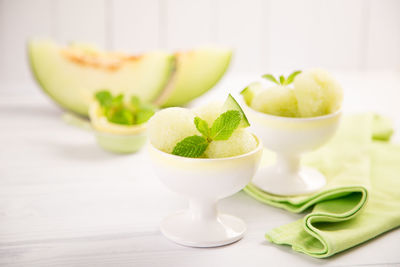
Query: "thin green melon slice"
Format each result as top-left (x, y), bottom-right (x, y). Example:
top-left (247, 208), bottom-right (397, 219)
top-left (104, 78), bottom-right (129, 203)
top-left (28, 39), bottom-right (174, 116)
top-left (221, 94), bottom-right (250, 128)
top-left (240, 82), bottom-right (264, 106)
top-left (155, 47), bottom-right (232, 107)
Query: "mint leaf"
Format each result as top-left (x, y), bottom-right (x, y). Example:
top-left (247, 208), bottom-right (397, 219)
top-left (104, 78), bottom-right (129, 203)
top-left (95, 90), bottom-right (113, 107)
top-left (107, 108), bottom-right (134, 125)
top-left (262, 74), bottom-right (279, 85)
top-left (112, 94), bottom-right (124, 106)
top-left (131, 95), bottom-right (141, 111)
top-left (240, 86), bottom-right (249, 95)
top-left (94, 91), bottom-right (156, 126)
top-left (194, 117), bottom-right (210, 139)
top-left (172, 135), bottom-right (208, 158)
top-left (284, 70), bottom-right (301, 85)
top-left (136, 107), bottom-right (155, 124)
top-left (210, 110), bottom-right (241, 141)
top-left (279, 75), bottom-right (285, 85)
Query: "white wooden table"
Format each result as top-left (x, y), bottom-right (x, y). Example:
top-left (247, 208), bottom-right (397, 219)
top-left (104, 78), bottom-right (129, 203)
top-left (1, 71), bottom-right (400, 267)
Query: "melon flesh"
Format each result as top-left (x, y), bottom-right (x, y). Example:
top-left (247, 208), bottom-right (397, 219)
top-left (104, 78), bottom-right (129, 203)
top-left (29, 40), bottom-right (174, 116)
top-left (293, 69), bottom-right (343, 117)
top-left (205, 129), bottom-right (257, 158)
top-left (147, 107), bottom-right (199, 154)
top-left (193, 101), bottom-right (223, 125)
top-left (251, 86), bottom-right (298, 117)
top-left (155, 47), bottom-right (232, 107)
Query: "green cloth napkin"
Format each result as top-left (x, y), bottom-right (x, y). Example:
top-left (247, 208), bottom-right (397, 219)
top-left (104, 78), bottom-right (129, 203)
top-left (244, 113), bottom-right (400, 258)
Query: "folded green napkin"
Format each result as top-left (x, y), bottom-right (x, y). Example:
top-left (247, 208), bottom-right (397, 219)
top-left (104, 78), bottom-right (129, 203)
top-left (244, 113), bottom-right (400, 258)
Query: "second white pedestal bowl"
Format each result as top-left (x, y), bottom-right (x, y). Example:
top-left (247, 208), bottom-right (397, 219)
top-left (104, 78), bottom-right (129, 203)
top-left (148, 136), bottom-right (263, 247)
top-left (244, 104), bottom-right (341, 196)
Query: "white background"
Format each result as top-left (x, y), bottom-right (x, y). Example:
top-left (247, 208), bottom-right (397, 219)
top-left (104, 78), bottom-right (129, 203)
top-left (0, 0), bottom-right (400, 84)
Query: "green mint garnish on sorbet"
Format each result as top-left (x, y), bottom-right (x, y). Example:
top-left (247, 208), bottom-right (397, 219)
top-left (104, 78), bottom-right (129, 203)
top-left (95, 91), bottom-right (113, 107)
top-left (262, 70), bottom-right (302, 86)
top-left (284, 70), bottom-right (302, 85)
top-left (130, 95), bottom-right (141, 111)
top-left (194, 117), bottom-right (210, 141)
top-left (262, 74), bottom-right (279, 85)
top-left (172, 110), bottom-right (242, 158)
top-left (210, 110), bottom-right (241, 140)
top-left (107, 108), bottom-right (134, 125)
top-left (95, 90), bottom-right (156, 126)
top-left (136, 106), bottom-right (156, 124)
top-left (172, 135), bottom-right (209, 158)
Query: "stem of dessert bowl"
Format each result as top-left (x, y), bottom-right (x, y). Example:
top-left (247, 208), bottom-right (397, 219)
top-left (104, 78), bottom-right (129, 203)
top-left (276, 153), bottom-right (300, 174)
top-left (189, 198), bottom-right (218, 222)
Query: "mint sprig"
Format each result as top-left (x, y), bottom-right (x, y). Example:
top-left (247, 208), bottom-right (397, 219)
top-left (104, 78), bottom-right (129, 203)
top-left (210, 110), bottom-right (241, 140)
top-left (172, 110), bottom-right (242, 158)
top-left (262, 74), bottom-right (279, 85)
top-left (172, 135), bottom-right (209, 158)
top-left (136, 106), bottom-right (156, 124)
top-left (285, 70), bottom-right (302, 85)
top-left (95, 90), bottom-right (155, 126)
top-left (262, 70), bottom-right (302, 86)
top-left (95, 91), bottom-right (113, 107)
top-left (194, 117), bottom-right (210, 140)
top-left (107, 108), bottom-right (134, 125)
top-left (130, 95), bottom-right (141, 111)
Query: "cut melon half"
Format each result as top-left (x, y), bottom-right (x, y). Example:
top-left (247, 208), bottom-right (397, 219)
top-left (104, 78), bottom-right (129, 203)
top-left (155, 47), bottom-right (232, 107)
top-left (28, 39), bottom-right (174, 116)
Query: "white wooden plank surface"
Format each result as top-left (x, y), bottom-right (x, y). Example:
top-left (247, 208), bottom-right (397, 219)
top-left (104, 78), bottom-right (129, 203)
top-left (163, 0), bottom-right (214, 50)
top-left (111, 0), bottom-right (160, 53)
top-left (0, 0), bottom-right (54, 83)
top-left (366, 0), bottom-right (400, 69)
top-left (216, 0), bottom-right (266, 73)
top-left (0, 71), bottom-right (400, 266)
top-left (54, 0), bottom-right (107, 47)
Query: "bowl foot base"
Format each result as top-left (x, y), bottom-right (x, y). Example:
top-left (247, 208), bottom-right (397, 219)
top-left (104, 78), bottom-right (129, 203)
top-left (252, 166), bottom-right (326, 196)
top-left (160, 211), bottom-right (246, 247)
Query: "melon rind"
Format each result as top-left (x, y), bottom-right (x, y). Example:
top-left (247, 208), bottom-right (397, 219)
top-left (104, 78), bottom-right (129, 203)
top-left (221, 94), bottom-right (250, 128)
top-left (156, 47), bottom-right (232, 107)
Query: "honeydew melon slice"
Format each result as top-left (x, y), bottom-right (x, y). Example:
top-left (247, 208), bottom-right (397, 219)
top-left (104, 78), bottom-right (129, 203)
top-left (240, 82), bottom-right (264, 106)
top-left (221, 94), bottom-right (250, 128)
top-left (28, 39), bottom-right (174, 116)
top-left (155, 47), bottom-right (232, 107)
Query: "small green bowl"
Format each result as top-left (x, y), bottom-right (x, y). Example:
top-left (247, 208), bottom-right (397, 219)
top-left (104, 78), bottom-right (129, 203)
top-left (63, 112), bottom-right (148, 154)
top-left (95, 130), bottom-right (147, 154)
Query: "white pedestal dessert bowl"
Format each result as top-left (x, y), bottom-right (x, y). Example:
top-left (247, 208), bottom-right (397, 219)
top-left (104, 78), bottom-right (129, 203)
top-left (244, 104), bottom-right (341, 196)
top-left (148, 136), bottom-right (263, 247)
